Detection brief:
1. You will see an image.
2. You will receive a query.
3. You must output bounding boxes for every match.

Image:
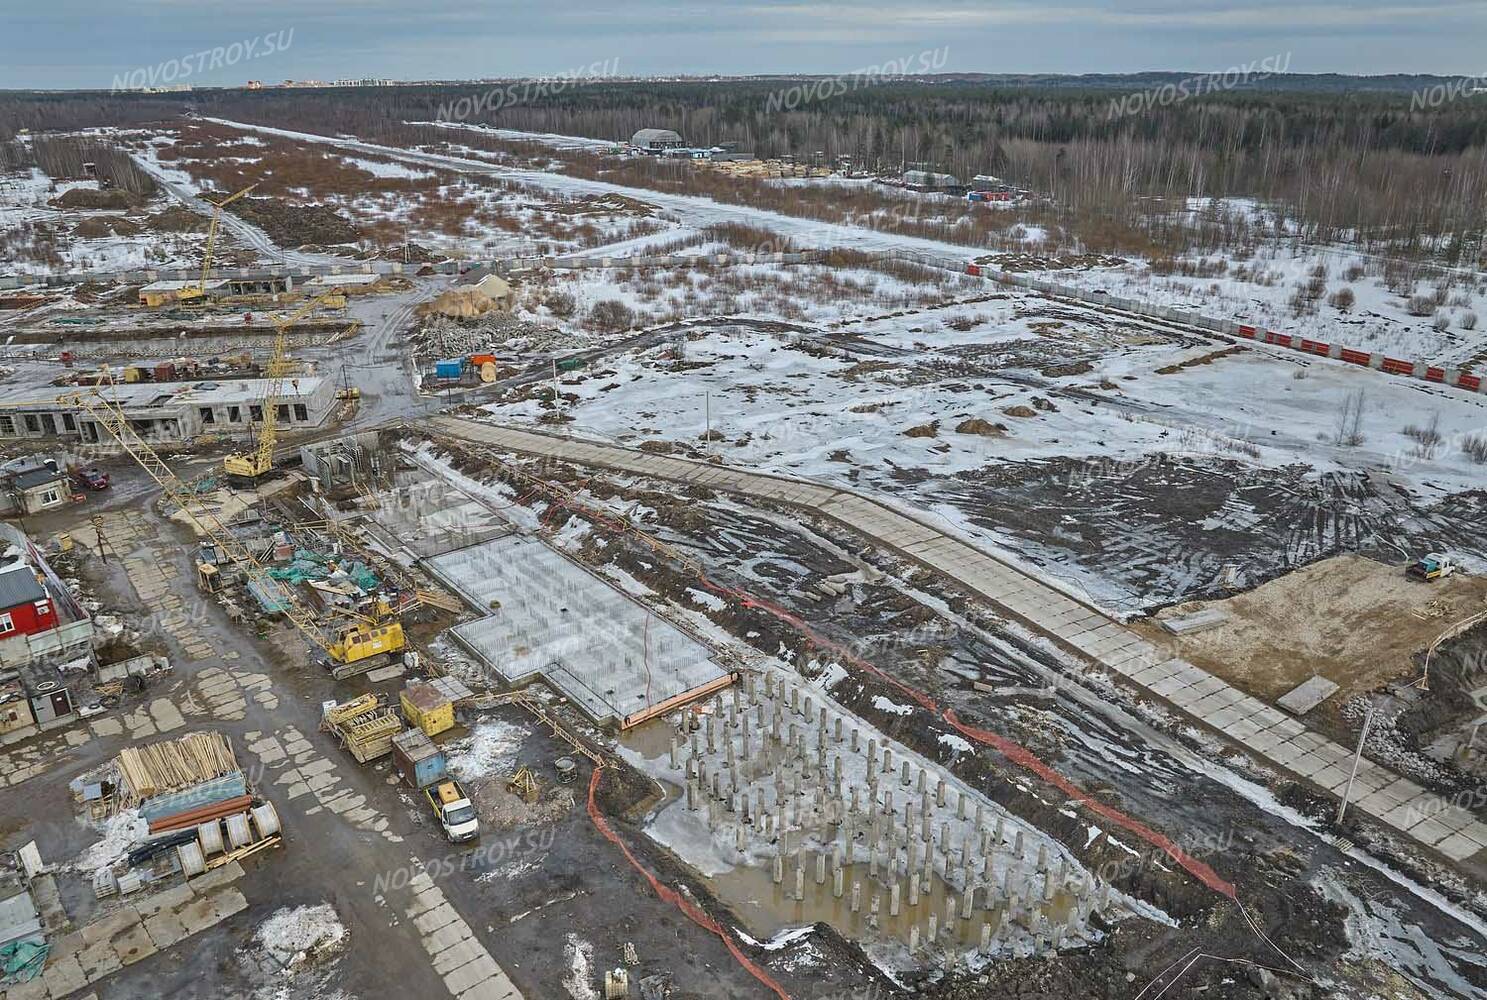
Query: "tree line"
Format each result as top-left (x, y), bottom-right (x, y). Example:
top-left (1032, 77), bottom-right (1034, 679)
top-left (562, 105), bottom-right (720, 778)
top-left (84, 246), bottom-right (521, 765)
top-left (2, 81), bottom-right (1484, 260)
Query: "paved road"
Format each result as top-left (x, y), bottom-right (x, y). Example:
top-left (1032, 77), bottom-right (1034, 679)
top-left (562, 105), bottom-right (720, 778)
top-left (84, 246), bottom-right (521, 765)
top-left (427, 415), bottom-right (1487, 872)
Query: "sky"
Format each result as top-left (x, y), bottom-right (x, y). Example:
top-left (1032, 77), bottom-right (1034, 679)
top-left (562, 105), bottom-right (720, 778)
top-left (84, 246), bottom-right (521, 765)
top-left (3, 0), bottom-right (1485, 90)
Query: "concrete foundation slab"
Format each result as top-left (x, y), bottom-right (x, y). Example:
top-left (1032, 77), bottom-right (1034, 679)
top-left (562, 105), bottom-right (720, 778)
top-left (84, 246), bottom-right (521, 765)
top-left (433, 534), bottom-right (729, 727)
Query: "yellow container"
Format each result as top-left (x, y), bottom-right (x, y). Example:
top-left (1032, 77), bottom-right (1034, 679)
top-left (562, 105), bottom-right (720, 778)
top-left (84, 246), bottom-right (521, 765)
top-left (123, 365), bottom-right (141, 383)
top-left (400, 682), bottom-right (454, 737)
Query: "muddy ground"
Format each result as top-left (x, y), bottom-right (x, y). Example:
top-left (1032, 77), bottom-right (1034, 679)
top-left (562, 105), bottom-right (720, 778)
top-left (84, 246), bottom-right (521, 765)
top-left (426, 440), bottom-right (1484, 998)
top-left (914, 456), bottom-right (1487, 614)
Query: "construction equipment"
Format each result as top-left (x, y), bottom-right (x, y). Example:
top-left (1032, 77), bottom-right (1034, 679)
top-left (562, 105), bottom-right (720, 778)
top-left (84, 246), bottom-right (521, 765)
top-left (323, 695), bottom-right (403, 763)
top-left (196, 561), bottom-right (221, 594)
top-left (1408, 553), bottom-right (1459, 581)
top-left (178, 183), bottom-right (257, 305)
top-left (223, 287), bottom-right (345, 481)
top-left (54, 375), bottom-right (404, 671)
top-left (323, 609), bottom-right (406, 679)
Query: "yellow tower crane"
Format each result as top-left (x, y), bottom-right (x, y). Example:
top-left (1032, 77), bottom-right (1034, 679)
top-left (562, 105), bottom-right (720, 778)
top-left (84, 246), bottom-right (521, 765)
top-left (178, 182), bottom-right (258, 306)
top-left (223, 286), bottom-right (346, 481)
top-left (48, 376), bottom-right (403, 668)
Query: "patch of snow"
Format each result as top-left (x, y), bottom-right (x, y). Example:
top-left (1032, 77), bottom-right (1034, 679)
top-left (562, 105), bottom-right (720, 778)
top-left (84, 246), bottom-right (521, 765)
top-left (871, 695), bottom-right (913, 716)
top-left (562, 933), bottom-right (599, 1000)
top-left (938, 732), bottom-right (973, 753)
top-left (74, 808), bottom-right (147, 874)
top-left (686, 587), bottom-right (726, 612)
top-left (735, 925), bottom-right (815, 951)
top-left (254, 903), bottom-right (347, 970)
top-left (447, 719), bottom-right (526, 781)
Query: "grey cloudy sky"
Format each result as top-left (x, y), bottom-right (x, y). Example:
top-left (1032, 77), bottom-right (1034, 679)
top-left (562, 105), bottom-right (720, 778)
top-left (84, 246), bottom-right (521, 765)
top-left (4, 0), bottom-right (1482, 90)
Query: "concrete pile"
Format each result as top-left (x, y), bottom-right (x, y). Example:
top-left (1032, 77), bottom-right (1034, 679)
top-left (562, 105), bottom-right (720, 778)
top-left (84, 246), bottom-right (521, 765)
top-left (670, 673), bottom-right (1116, 961)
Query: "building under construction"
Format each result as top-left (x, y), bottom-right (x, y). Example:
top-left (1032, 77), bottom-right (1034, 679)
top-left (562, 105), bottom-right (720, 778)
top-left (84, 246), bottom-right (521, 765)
top-left (0, 377), bottom-right (337, 444)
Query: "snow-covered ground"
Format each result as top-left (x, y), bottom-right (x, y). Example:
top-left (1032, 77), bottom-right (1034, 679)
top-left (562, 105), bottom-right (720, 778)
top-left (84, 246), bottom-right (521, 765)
top-left (0, 167), bottom-right (206, 273)
top-left (413, 120), bottom-right (617, 153)
top-left (1059, 243), bottom-right (1487, 364)
top-left (478, 266), bottom-right (1487, 609)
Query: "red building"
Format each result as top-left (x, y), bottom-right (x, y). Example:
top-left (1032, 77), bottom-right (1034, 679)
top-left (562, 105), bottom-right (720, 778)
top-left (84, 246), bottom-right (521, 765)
top-left (0, 563), bottom-right (57, 639)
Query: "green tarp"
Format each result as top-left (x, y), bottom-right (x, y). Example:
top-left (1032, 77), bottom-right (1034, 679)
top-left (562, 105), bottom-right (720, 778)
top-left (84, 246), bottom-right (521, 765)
top-left (1, 937), bottom-right (49, 984)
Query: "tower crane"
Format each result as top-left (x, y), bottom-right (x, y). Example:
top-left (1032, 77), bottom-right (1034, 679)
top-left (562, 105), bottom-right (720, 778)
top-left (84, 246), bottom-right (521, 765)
top-left (223, 286), bottom-right (345, 481)
top-left (178, 183), bottom-right (258, 306)
top-left (47, 377), bottom-right (403, 668)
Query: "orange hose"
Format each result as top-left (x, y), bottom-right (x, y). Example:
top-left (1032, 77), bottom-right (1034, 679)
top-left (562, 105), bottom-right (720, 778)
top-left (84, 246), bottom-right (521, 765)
top-left (586, 768), bottom-right (794, 999)
top-left (699, 580), bottom-right (1239, 901)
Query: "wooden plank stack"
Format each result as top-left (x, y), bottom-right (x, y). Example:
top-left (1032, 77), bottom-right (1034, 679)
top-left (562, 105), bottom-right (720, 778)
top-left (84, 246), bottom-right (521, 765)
top-left (117, 732), bottom-right (238, 804)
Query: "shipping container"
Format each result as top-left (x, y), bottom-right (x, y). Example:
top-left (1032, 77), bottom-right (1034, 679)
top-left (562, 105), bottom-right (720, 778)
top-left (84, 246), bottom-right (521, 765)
top-left (401, 681), bottom-right (455, 737)
top-left (154, 362), bottom-right (177, 381)
top-left (469, 353), bottom-right (497, 367)
top-left (434, 359), bottom-right (465, 379)
top-left (392, 728), bottom-right (448, 788)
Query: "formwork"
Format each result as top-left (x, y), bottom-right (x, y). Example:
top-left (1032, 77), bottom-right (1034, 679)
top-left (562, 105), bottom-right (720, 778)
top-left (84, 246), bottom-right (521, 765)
top-left (427, 534), bottom-right (730, 729)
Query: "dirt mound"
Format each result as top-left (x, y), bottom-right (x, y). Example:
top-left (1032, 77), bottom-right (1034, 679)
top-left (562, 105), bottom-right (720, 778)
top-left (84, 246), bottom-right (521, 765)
top-left (904, 421), bottom-right (940, 438)
top-left (50, 188), bottom-right (141, 210)
top-left (72, 216), bottom-right (141, 238)
top-left (1001, 405), bottom-right (1038, 418)
top-left (954, 418), bottom-right (1006, 436)
top-left (419, 284), bottom-right (508, 320)
top-left (143, 206), bottom-right (207, 233)
top-left (231, 197), bottom-right (359, 248)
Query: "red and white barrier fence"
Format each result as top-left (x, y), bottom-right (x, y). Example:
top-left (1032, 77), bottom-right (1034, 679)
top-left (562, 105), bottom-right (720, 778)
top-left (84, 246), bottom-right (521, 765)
top-left (957, 261), bottom-right (1484, 395)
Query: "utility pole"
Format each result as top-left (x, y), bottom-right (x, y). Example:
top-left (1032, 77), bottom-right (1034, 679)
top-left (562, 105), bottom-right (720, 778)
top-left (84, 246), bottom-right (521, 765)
top-left (704, 391), bottom-right (711, 451)
top-left (1336, 699), bottom-right (1377, 825)
top-left (551, 359), bottom-right (561, 421)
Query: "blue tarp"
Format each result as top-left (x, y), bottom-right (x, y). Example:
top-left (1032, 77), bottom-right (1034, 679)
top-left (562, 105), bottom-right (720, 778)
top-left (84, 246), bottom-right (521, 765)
top-left (139, 771), bottom-right (247, 822)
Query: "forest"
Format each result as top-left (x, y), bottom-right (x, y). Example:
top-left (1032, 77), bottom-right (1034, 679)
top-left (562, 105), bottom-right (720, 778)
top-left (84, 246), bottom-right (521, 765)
top-left (2, 77), bottom-right (1485, 262)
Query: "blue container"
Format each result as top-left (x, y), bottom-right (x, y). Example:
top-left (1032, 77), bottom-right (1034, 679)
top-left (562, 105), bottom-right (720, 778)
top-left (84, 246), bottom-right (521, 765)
top-left (435, 359), bottom-right (465, 379)
top-left (392, 729), bottom-right (449, 788)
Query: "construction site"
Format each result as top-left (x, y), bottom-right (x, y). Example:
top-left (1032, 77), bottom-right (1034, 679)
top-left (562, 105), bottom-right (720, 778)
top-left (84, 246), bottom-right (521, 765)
top-left (3, 76), bottom-right (1487, 1000)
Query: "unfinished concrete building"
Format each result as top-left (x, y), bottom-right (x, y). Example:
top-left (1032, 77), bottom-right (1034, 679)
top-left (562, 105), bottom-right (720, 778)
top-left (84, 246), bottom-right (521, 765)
top-left (0, 377), bottom-right (336, 445)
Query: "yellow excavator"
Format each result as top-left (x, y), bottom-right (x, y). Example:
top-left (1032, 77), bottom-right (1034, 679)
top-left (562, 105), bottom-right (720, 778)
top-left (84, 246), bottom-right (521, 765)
top-left (178, 183), bottom-right (258, 305)
top-left (325, 608), bottom-right (406, 679)
top-left (223, 287), bottom-right (345, 481)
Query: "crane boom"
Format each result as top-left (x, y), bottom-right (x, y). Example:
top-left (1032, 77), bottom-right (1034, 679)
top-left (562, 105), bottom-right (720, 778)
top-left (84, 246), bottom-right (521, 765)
top-left (224, 287), bottom-right (345, 480)
top-left (180, 183), bottom-right (258, 304)
top-left (62, 380), bottom-right (399, 665)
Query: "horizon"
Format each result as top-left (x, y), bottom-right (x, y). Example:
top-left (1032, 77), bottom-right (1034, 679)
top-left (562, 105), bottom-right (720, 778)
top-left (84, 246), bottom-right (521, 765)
top-left (5, 0), bottom-right (1486, 91)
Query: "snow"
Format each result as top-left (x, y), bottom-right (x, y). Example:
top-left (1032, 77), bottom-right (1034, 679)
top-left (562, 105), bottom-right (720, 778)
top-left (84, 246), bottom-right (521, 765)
top-left (871, 695), bottom-right (913, 716)
top-left (74, 808), bottom-right (148, 874)
top-left (344, 155), bottom-right (435, 180)
top-left (686, 587), bottom-right (726, 612)
top-left (413, 120), bottom-right (618, 153)
top-left (938, 732), bottom-right (974, 753)
top-left (254, 903), bottom-right (348, 970)
top-left (446, 719), bottom-right (526, 781)
top-left (735, 925), bottom-right (815, 951)
top-left (562, 933), bottom-right (599, 1000)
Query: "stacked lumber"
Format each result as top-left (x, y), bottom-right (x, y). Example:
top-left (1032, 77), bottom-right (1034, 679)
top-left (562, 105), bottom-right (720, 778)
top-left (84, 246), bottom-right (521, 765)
top-left (117, 732), bottom-right (238, 804)
top-left (341, 709), bottom-right (402, 763)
